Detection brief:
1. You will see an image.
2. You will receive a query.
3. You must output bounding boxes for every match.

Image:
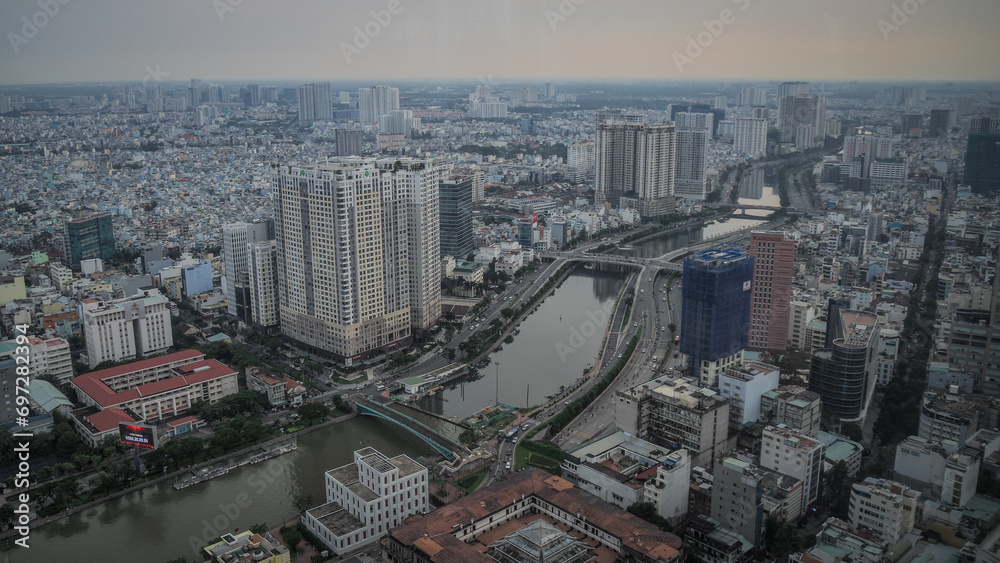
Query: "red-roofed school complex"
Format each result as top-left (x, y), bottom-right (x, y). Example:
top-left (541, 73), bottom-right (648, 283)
top-left (385, 468), bottom-right (682, 563)
top-left (69, 350), bottom-right (238, 446)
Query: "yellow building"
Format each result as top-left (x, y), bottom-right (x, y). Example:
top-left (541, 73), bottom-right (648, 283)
top-left (0, 275), bottom-right (26, 305)
top-left (203, 531), bottom-right (290, 563)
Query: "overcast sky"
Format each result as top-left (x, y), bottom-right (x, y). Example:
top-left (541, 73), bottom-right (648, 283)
top-left (2, 0), bottom-right (998, 85)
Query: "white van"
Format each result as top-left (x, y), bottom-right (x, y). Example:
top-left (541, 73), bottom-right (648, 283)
top-left (376, 384), bottom-right (386, 391)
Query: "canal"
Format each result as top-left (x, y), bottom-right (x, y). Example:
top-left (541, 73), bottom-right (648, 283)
top-left (419, 268), bottom-right (627, 418)
top-left (4, 417), bottom-right (435, 563)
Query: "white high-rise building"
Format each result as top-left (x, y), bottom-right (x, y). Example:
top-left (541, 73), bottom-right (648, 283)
top-left (674, 127), bottom-right (709, 200)
top-left (469, 96), bottom-right (508, 118)
top-left (272, 157), bottom-right (444, 366)
top-left (734, 117), bottom-right (768, 156)
top-left (222, 221), bottom-right (273, 317)
top-left (675, 112), bottom-right (714, 137)
top-left (82, 288), bottom-right (173, 368)
top-left (848, 478), bottom-right (920, 545)
top-left (795, 124), bottom-right (818, 149)
top-left (595, 117), bottom-right (676, 217)
top-left (738, 86), bottom-right (766, 107)
top-left (567, 141), bottom-right (596, 181)
top-left (377, 109), bottom-right (421, 137)
top-left (298, 83), bottom-right (333, 126)
top-left (358, 85), bottom-right (400, 125)
top-left (760, 425), bottom-right (825, 515)
top-left (23, 336), bottom-right (74, 383)
top-left (248, 240), bottom-right (279, 332)
top-left (777, 81), bottom-right (810, 100)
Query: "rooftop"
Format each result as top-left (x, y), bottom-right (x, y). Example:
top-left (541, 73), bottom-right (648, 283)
top-left (390, 468), bottom-right (681, 563)
top-left (305, 502), bottom-right (366, 536)
top-left (689, 247), bottom-right (750, 265)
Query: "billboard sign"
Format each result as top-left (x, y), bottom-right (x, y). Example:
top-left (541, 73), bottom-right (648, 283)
top-left (119, 423), bottom-right (157, 450)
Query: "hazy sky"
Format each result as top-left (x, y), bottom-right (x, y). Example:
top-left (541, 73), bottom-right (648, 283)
top-left (2, 0), bottom-right (999, 85)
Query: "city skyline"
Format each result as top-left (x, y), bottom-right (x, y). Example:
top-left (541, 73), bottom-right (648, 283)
top-left (2, 0), bottom-right (1000, 85)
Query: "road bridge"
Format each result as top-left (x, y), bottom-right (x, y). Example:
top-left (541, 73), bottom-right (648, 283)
top-left (352, 397), bottom-right (471, 461)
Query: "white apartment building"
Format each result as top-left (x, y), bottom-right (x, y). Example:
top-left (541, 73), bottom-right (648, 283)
top-left (358, 85), bottom-right (399, 125)
top-left (642, 449), bottom-right (691, 525)
top-left (298, 83), bottom-right (334, 126)
top-left (848, 478), bottom-right (920, 545)
top-left (378, 109), bottom-right (420, 137)
top-left (788, 301), bottom-right (816, 351)
top-left (718, 360), bottom-right (780, 427)
top-left (272, 158), bottom-right (444, 366)
top-left (674, 112), bottom-right (714, 134)
top-left (304, 447), bottom-right (427, 555)
top-left (761, 425), bottom-right (826, 514)
top-left (870, 159), bottom-right (908, 189)
top-left (26, 336), bottom-right (73, 383)
top-left (247, 239), bottom-right (279, 331)
top-left (795, 124), bottom-right (817, 149)
top-left (674, 127), bottom-right (709, 200)
top-left (733, 117), bottom-right (767, 156)
top-left (222, 220), bottom-right (272, 317)
top-left (81, 288), bottom-right (172, 368)
top-left (567, 141), bottom-right (595, 182)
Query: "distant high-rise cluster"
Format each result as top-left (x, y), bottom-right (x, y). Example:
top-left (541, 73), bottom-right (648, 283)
top-left (271, 158), bottom-right (444, 366)
top-left (888, 85), bottom-right (927, 106)
top-left (737, 86), bottom-right (766, 106)
top-left (468, 84), bottom-right (508, 119)
top-left (777, 83), bottom-right (826, 149)
top-left (378, 109), bottom-right (421, 137)
top-left (298, 82), bottom-right (333, 126)
top-left (595, 113), bottom-right (676, 217)
top-left (359, 85), bottom-right (400, 125)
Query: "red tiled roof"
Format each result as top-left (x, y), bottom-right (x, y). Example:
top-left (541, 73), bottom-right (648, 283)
top-left (284, 376), bottom-right (304, 393)
top-left (168, 416), bottom-right (199, 427)
top-left (82, 349), bottom-right (204, 380)
top-left (72, 351), bottom-right (234, 408)
top-left (391, 469), bottom-right (681, 563)
top-left (86, 408), bottom-right (139, 432)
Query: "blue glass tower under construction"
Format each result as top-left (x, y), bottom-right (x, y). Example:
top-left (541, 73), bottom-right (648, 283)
top-left (680, 247), bottom-right (754, 387)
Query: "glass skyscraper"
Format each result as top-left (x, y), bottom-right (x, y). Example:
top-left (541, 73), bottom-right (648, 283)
top-left (439, 177), bottom-right (473, 259)
top-left (65, 212), bottom-right (115, 270)
top-left (680, 248), bottom-right (754, 387)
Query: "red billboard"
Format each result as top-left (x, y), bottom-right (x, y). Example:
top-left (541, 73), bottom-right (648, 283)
top-left (119, 423), bottom-right (157, 450)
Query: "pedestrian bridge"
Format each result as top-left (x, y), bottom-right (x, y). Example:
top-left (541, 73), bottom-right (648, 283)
top-left (353, 397), bottom-right (471, 462)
